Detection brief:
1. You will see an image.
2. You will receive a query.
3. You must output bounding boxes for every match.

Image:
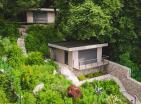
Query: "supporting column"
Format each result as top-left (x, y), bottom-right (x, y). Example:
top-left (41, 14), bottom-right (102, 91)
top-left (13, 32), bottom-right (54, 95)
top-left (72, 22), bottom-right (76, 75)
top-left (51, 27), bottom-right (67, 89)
top-left (49, 48), bottom-right (54, 59)
top-left (26, 11), bottom-right (33, 23)
top-left (68, 51), bottom-right (73, 67)
top-left (97, 47), bottom-right (102, 63)
top-left (72, 51), bottom-right (79, 69)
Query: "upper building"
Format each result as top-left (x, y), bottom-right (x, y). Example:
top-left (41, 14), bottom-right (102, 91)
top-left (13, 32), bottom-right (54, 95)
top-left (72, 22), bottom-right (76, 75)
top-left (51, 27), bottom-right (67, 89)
top-left (26, 8), bottom-right (59, 24)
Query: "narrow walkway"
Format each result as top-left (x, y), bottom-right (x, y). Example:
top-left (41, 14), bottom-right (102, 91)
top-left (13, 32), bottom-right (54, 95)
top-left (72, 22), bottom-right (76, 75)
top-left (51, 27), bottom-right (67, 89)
top-left (17, 38), bottom-right (27, 55)
top-left (57, 62), bottom-right (141, 104)
top-left (57, 62), bottom-right (80, 86)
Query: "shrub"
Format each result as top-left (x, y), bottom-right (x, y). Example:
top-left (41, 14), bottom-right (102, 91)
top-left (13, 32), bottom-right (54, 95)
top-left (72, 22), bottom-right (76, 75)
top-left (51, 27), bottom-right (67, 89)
top-left (22, 92), bottom-right (36, 104)
top-left (0, 58), bottom-right (12, 72)
top-left (0, 37), bottom-right (25, 68)
top-left (119, 53), bottom-right (141, 81)
top-left (105, 95), bottom-right (123, 104)
top-left (26, 52), bottom-right (44, 65)
top-left (25, 25), bottom-right (64, 56)
top-left (78, 75), bottom-right (87, 81)
top-left (47, 59), bottom-right (58, 69)
top-left (76, 80), bottom-right (129, 104)
top-left (0, 36), bottom-right (12, 57)
top-left (0, 88), bottom-right (9, 103)
top-left (7, 44), bottom-right (25, 68)
top-left (67, 85), bottom-right (82, 99)
top-left (78, 71), bottom-right (104, 81)
top-left (85, 71), bottom-right (104, 78)
top-left (0, 19), bottom-right (20, 40)
top-left (36, 90), bottom-right (65, 104)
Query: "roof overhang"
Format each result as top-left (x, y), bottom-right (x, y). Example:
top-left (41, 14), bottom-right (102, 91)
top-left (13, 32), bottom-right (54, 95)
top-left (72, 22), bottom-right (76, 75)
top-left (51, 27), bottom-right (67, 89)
top-left (48, 43), bottom-right (108, 51)
top-left (28, 8), bottom-right (59, 12)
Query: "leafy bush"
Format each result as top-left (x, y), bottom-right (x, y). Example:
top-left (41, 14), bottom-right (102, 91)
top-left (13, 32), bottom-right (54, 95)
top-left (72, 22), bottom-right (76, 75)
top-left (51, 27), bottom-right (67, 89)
top-left (25, 25), bottom-right (64, 56)
top-left (26, 52), bottom-right (44, 65)
top-left (0, 19), bottom-right (20, 40)
top-left (0, 37), bottom-right (24, 68)
top-left (67, 85), bottom-right (82, 99)
top-left (78, 71), bottom-right (105, 81)
top-left (0, 36), bottom-right (12, 57)
top-left (10, 63), bottom-right (71, 103)
top-left (75, 80), bottom-right (129, 104)
top-left (0, 88), bottom-right (9, 104)
top-left (22, 92), bottom-right (36, 104)
top-left (119, 53), bottom-right (141, 81)
top-left (36, 90), bottom-right (65, 104)
top-left (78, 75), bottom-right (87, 81)
top-left (0, 58), bottom-right (12, 72)
top-left (85, 71), bottom-right (104, 78)
top-left (7, 44), bottom-right (25, 68)
top-left (45, 59), bottom-right (58, 69)
top-left (105, 95), bottom-right (123, 104)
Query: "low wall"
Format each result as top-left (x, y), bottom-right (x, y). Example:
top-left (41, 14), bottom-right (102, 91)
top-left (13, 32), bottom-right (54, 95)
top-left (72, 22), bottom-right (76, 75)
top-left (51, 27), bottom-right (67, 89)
top-left (72, 68), bottom-right (106, 77)
top-left (105, 61), bottom-right (141, 102)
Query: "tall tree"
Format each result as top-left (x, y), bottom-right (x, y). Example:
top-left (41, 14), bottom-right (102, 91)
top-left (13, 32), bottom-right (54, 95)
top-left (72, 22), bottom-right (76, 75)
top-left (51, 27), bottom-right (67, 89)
top-left (0, 0), bottom-right (45, 20)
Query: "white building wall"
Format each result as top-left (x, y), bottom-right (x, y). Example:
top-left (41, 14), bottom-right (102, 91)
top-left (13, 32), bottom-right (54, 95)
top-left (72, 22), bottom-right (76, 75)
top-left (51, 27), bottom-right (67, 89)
top-left (26, 11), bottom-right (33, 23)
top-left (26, 11), bottom-right (55, 23)
top-left (55, 49), bottom-right (65, 64)
top-left (47, 12), bottom-right (55, 23)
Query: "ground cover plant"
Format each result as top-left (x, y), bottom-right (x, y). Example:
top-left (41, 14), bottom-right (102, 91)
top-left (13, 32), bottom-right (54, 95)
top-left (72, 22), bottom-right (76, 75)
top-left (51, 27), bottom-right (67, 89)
top-left (78, 70), bottom-right (106, 81)
top-left (0, 63), bottom-right (130, 104)
top-left (75, 80), bottom-right (130, 104)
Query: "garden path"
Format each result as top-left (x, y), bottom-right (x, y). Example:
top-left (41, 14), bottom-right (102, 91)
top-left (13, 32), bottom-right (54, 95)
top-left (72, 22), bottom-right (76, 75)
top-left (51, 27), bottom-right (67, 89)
top-left (57, 62), bottom-right (80, 86)
top-left (17, 38), bottom-right (27, 55)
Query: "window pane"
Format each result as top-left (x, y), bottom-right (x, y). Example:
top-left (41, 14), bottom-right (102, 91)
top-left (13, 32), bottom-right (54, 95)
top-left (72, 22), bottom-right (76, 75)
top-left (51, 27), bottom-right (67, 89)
top-left (33, 11), bottom-right (47, 23)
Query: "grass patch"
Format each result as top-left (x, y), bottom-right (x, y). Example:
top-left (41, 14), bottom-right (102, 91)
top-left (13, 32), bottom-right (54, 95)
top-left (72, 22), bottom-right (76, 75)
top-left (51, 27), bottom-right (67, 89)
top-left (78, 70), bottom-right (105, 81)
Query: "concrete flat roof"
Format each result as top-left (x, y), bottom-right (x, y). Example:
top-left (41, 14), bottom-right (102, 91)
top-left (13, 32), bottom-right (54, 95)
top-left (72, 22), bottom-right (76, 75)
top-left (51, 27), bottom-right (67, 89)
top-left (48, 41), bottom-right (108, 51)
top-left (28, 8), bottom-right (59, 12)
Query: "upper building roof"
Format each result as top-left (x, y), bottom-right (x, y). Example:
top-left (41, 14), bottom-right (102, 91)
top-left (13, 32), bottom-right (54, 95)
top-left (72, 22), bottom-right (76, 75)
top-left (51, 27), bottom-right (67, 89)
top-left (28, 8), bottom-right (59, 12)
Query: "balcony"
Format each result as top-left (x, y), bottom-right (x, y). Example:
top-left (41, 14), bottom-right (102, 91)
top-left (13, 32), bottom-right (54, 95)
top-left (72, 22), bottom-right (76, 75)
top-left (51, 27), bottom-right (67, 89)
top-left (78, 56), bottom-right (109, 70)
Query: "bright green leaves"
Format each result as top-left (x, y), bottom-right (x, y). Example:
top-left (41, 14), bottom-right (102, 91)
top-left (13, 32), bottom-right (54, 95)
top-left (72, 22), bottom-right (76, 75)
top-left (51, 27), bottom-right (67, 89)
top-left (60, 0), bottom-right (122, 40)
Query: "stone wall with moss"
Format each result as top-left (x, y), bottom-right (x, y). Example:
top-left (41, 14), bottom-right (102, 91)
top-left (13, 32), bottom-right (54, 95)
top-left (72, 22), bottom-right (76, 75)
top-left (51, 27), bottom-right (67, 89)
top-left (105, 61), bottom-right (141, 102)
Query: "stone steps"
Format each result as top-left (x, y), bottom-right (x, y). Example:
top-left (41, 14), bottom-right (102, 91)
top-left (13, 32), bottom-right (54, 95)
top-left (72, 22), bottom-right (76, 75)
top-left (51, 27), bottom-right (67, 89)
top-left (17, 38), bottom-right (27, 55)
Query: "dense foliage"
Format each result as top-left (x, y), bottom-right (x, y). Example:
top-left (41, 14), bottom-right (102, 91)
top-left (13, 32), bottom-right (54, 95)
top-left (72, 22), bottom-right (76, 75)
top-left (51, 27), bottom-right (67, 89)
top-left (0, 36), bottom-right (129, 103)
top-left (0, 37), bottom-right (24, 68)
top-left (0, 0), bottom-right (141, 103)
top-left (74, 80), bottom-right (129, 104)
top-left (0, 19), bottom-right (20, 40)
top-left (57, 0), bottom-right (121, 40)
top-left (25, 25), bottom-right (63, 56)
top-left (25, 52), bottom-right (44, 65)
top-left (0, 0), bottom-right (141, 81)
top-left (55, 0), bottom-right (141, 81)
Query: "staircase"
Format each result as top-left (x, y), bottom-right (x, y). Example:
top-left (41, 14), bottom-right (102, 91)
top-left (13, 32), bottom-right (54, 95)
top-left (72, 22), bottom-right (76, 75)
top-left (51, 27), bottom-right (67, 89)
top-left (17, 38), bottom-right (27, 55)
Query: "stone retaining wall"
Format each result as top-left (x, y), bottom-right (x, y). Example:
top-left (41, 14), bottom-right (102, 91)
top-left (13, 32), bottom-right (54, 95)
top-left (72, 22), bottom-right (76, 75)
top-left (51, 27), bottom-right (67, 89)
top-left (105, 61), bottom-right (141, 103)
top-left (72, 68), bottom-right (106, 76)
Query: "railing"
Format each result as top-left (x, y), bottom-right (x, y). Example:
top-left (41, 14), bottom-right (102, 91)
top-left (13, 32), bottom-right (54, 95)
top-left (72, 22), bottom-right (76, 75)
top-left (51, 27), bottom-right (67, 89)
top-left (78, 56), bottom-right (109, 70)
